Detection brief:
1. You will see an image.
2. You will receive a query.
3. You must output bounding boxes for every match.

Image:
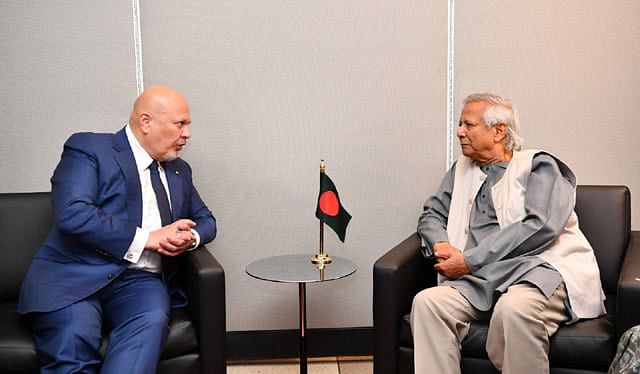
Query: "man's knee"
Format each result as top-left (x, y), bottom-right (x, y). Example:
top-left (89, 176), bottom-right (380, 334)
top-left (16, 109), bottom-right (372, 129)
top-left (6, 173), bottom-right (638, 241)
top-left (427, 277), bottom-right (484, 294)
top-left (117, 306), bottom-right (169, 343)
top-left (30, 304), bottom-right (103, 372)
top-left (412, 286), bottom-right (468, 328)
top-left (492, 288), bottom-right (546, 328)
top-left (142, 290), bottom-right (170, 332)
top-left (413, 288), bottom-right (436, 307)
top-left (32, 300), bottom-right (102, 342)
top-left (144, 308), bottom-right (170, 342)
top-left (413, 287), bottom-right (450, 315)
top-left (144, 307), bottom-right (170, 327)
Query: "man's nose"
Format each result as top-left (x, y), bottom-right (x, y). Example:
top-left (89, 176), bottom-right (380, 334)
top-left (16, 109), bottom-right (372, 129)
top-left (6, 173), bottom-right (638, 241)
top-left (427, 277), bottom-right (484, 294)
top-left (457, 127), bottom-right (465, 138)
top-left (182, 126), bottom-right (191, 138)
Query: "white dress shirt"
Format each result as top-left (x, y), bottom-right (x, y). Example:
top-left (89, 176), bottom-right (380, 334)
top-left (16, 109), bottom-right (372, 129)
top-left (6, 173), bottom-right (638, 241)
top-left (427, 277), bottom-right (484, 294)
top-left (124, 125), bottom-right (165, 273)
top-left (123, 125), bottom-right (201, 273)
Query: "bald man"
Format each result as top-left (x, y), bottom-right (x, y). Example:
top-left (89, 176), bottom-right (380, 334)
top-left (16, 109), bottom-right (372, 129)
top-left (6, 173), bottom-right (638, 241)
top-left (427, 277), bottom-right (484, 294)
top-left (18, 86), bottom-right (217, 373)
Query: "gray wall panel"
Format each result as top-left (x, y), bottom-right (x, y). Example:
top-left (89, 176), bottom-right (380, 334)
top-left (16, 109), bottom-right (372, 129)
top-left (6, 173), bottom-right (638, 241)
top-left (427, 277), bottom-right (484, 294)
top-left (0, 1), bottom-right (137, 192)
top-left (454, 0), bottom-right (640, 229)
top-left (140, 0), bottom-right (447, 331)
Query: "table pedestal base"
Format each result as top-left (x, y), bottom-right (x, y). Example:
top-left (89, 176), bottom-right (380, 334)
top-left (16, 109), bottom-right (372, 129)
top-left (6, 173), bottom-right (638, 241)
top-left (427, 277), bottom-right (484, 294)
top-left (299, 282), bottom-right (307, 374)
top-left (245, 255), bottom-right (357, 374)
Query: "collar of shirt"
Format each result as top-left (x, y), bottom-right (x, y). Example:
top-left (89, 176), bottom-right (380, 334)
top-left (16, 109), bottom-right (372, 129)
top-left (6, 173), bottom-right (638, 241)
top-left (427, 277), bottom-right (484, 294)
top-left (125, 124), bottom-right (154, 175)
top-left (479, 161), bottom-right (509, 172)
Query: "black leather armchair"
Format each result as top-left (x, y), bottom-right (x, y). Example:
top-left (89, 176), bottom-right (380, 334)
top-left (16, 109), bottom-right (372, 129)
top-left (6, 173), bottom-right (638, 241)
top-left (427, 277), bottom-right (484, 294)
top-left (0, 192), bottom-right (227, 374)
top-left (374, 185), bottom-right (640, 374)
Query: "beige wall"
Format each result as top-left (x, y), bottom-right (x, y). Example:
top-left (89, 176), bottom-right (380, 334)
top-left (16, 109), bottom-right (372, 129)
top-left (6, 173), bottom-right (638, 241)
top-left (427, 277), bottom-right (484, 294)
top-left (139, 0), bottom-right (448, 330)
top-left (0, 1), bottom-right (137, 188)
top-left (1, 1), bottom-right (638, 332)
top-left (454, 1), bottom-right (640, 220)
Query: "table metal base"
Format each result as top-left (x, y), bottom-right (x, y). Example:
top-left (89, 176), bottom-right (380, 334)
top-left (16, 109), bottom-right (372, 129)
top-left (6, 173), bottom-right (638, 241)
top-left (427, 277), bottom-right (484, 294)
top-left (299, 282), bottom-right (307, 374)
top-left (245, 255), bottom-right (357, 374)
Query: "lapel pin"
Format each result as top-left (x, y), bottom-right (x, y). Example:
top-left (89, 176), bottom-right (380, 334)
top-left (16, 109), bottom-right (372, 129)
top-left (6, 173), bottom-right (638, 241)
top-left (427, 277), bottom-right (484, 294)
top-left (175, 170), bottom-right (180, 175)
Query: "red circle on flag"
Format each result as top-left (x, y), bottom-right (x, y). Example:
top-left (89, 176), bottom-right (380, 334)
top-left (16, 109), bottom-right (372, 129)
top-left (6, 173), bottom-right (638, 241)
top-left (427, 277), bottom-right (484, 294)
top-left (319, 191), bottom-right (340, 216)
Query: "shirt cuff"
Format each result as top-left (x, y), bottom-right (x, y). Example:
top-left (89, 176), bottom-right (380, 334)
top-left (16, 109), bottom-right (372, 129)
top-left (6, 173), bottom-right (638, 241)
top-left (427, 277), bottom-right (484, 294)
top-left (187, 228), bottom-right (201, 251)
top-left (124, 228), bottom-right (149, 263)
top-left (421, 232), bottom-right (449, 258)
top-left (463, 250), bottom-right (482, 273)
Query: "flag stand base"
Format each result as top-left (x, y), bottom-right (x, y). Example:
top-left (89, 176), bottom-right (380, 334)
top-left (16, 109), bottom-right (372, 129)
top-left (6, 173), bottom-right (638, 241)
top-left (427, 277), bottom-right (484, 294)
top-left (311, 253), bottom-right (332, 267)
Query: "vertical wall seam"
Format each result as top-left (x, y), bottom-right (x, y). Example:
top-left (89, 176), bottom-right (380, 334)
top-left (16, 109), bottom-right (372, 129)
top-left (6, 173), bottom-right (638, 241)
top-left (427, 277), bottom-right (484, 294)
top-left (446, 0), bottom-right (455, 170)
top-left (132, 0), bottom-right (144, 95)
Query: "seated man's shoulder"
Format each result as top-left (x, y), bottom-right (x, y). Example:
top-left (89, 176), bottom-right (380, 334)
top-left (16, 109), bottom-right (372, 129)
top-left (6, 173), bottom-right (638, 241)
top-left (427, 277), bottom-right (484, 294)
top-left (65, 131), bottom-right (113, 145)
top-left (64, 132), bottom-right (116, 153)
top-left (532, 151), bottom-right (556, 162)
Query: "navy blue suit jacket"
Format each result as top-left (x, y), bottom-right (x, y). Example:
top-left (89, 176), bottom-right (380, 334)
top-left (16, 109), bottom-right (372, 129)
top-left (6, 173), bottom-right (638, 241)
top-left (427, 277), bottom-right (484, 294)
top-left (18, 128), bottom-right (216, 314)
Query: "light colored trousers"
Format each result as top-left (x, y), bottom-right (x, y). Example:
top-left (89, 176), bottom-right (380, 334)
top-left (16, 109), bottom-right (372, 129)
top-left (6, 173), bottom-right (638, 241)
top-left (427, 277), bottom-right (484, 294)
top-left (410, 283), bottom-right (568, 374)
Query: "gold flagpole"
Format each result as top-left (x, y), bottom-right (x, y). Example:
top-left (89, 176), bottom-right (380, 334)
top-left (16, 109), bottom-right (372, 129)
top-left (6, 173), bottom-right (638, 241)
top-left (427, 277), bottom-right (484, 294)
top-left (312, 160), bottom-right (332, 266)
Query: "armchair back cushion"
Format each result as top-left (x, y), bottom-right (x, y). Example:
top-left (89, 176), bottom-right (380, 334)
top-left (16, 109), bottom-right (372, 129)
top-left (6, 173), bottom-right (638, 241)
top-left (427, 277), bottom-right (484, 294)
top-left (0, 192), bottom-right (52, 303)
top-left (574, 185), bottom-right (630, 294)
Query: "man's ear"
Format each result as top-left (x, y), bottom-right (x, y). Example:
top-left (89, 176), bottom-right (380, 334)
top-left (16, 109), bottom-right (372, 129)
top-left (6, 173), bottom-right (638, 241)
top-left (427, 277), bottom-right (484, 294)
top-left (494, 123), bottom-right (508, 143)
top-left (139, 112), bottom-right (152, 134)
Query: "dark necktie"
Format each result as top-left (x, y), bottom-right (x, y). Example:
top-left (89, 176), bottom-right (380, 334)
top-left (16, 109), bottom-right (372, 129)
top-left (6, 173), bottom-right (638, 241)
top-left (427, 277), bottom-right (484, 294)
top-left (150, 161), bottom-right (187, 308)
top-left (149, 161), bottom-right (172, 226)
top-left (149, 161), bottom-right (182, 308)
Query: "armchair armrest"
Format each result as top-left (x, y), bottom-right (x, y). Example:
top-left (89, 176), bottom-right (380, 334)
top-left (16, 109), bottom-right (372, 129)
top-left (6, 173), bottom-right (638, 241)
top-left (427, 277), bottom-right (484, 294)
top-left (373, 232), bottom-right (436, 374)
top-left (616, 230), bottom-right (640, 338)
top-left (183, 246), bottom-right (226, 374)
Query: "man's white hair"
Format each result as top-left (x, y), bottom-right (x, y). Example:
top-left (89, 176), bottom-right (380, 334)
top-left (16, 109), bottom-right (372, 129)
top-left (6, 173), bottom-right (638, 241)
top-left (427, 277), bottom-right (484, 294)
top-left (463, 93), bottom-right (524, 151)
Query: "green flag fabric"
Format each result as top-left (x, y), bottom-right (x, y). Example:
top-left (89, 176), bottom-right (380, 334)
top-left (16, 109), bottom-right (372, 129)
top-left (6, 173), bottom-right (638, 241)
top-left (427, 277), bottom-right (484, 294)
top-left (315, 172), bottom-right (351, 242)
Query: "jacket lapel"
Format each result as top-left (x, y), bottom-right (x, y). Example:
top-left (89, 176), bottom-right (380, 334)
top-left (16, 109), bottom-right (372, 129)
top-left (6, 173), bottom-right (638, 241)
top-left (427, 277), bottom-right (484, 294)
top-left (164, 162), bottom-right (183, 220)
top-left (113, 128), bottom-right (143, 226)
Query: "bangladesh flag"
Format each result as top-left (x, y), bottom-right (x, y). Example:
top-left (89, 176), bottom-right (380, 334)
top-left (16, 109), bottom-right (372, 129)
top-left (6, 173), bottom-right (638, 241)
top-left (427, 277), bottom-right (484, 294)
top-left (316, 172), bottom-right (352, 242)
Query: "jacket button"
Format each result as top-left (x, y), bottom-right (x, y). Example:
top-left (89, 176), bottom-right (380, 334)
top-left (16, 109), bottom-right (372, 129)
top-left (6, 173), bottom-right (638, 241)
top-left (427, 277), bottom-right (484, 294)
top-left (108, 274), bottom-right (114, 279)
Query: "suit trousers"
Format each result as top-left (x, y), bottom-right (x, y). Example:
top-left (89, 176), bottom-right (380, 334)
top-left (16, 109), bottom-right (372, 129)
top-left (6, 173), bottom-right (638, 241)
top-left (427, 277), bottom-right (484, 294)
top-left (29, 269), bottom-right (171, 374)
top-left (410, 282), bottom-right (568, 374)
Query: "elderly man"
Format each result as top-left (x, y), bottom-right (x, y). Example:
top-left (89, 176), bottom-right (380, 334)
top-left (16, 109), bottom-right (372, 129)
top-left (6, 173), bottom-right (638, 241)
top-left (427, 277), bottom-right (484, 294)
top-left (411, 93), bottom-right (605, 374)
top-left (18, 86), bottom-right (216, 373)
